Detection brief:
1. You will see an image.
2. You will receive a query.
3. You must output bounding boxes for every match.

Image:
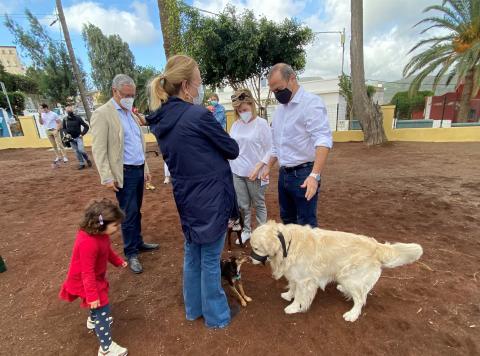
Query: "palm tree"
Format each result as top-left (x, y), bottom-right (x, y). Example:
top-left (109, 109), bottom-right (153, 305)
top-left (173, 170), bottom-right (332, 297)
top-left (404, 0), bottom-right (480, 122)
top-left (157, 0), bottom-right (182, 58)
top-left (350, 0), bottom-right (388, 145)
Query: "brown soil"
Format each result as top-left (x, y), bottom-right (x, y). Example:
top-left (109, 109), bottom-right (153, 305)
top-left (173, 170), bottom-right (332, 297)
top-left (0, 142), bottom-right (479, 356)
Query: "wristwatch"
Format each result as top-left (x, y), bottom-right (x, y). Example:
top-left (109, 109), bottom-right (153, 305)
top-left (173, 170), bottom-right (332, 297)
top-left (309, 173), bottom-right (321, 182)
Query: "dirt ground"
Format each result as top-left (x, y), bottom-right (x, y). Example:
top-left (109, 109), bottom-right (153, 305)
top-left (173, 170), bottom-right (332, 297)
top-left (0, 142), bottom-right (479, 356)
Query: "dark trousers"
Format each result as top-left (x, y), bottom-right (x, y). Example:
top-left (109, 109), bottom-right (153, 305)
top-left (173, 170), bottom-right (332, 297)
top-left (90, 304), bottom-right (113, 352)
top-left (278, 165), bottom-right (320, 227)
top-left (116, 165), bottom-right (145, 258)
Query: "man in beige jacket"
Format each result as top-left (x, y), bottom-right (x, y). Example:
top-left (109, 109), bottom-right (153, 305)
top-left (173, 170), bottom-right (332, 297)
top-left (91, 74), bottom-right (159, 274)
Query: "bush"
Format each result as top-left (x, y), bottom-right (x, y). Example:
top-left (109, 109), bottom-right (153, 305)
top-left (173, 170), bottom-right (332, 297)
top-left (0, 64), bottom-right (38, 94)
top-left (390, 90), bottom-right (433, 119)
top-left (0, 91), bottom-right (26, 115)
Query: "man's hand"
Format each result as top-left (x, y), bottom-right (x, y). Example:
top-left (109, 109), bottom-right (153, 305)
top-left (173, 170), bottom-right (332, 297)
top-left (261, 165), bottom-right (270, 181)
top-left (145, 173), bottom-right (152, 182)
top-left (300, 176), bottom-right (318, 201)
top-left (121, 261), bottom-right (128, 268)
top-left (105, 181), bottom-right (119, 192)
top-left (89, 300), bottom-right (100, 309)
top-left (249, 162), bottom-right (264, 181)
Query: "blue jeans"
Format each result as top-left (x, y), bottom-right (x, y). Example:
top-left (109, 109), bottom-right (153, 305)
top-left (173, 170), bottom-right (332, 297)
top-left (183, 234), bottom-right (231, 328)
top-left (115, 165), bottom-right (145, 258)
top-left (70, 137), bottom-right (89, 165)
top-left (278, 166), bottom-right (320, 227)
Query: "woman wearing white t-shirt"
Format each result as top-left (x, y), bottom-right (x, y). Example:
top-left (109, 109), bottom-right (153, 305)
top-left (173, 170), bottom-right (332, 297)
top-left (230, 89), bottom-right (272, 244)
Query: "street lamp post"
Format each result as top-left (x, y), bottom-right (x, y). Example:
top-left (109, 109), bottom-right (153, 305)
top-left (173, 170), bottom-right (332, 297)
top-left (314, 28), bottom-right (346, 74)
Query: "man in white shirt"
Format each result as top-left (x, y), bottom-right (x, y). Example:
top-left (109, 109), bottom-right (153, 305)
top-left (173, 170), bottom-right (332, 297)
top-left (263, 63), bottom-right (332, 227)
top-left (39, 103), bottom-right (68, 164)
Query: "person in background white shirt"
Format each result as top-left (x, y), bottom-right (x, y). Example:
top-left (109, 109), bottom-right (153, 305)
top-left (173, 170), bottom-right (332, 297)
top-left (262, 63), bottom-right (332, 227)
top-left (230, 89), bottom-right (272, 244)
top-left (39, 103), bottom-right (68, 164)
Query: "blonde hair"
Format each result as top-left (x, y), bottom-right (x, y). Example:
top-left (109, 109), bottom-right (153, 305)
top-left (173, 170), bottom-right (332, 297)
top-left (149, 55), bottom-right (198, 111)
top-left (232, 88), bottom-right (257, 121)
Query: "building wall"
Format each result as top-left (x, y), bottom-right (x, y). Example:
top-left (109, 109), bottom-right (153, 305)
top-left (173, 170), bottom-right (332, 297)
top-left (1, 106), bottom-right (478, 150)
top-left (0, 46), bottom-right (26, 75)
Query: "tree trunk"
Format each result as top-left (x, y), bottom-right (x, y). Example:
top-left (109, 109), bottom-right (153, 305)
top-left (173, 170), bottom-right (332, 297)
top-left (56, 0), bottom-right (92, 121)
top-left (158, 0), bottom-right (172, 58)
top-left (350, 0), bottom-right (387, 145)
top-left (457, 68), bottom-right (474, 122)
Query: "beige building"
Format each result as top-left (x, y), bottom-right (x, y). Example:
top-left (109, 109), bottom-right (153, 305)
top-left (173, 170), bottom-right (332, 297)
top-left (0, 46), bottom-right (26, 75)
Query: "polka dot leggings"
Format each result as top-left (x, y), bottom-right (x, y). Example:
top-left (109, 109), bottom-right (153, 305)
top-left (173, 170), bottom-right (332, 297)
top-left (90, 304), bottom-right (113, 352)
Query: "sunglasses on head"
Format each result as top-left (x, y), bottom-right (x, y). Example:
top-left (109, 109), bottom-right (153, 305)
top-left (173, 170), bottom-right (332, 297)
top-left (231, 92), bottom-right (251, 102)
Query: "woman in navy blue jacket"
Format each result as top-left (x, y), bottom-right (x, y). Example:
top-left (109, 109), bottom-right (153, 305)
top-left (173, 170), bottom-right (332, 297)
top-left (147, 55), bottom-right (239, 328)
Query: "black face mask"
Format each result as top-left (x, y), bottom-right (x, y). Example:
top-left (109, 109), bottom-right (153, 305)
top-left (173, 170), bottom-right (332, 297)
top-left (274, 87), bottom-right (293, 104)
top-left (67, 111), bottom-right (74, 116)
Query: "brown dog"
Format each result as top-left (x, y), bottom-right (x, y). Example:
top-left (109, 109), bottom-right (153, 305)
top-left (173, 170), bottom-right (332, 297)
top-left (221, 255), bottom-right (252, 307)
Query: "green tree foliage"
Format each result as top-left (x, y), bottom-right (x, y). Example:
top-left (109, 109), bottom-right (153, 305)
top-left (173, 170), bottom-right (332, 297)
top-left (180, 5), bottom-right (314, 109)
top-left (4, 10), bottom-right (84, 104)
top-left (0, 63), bottom-right (38, 93)
top-left (338, 74), bottom-right (377, 120)
top-left (404, 0), bottom-right (480, 122)
top-left (134, 65), bottom-right (161, 113)
top-left (390, 90), bottom-right (434, 119)
top-left (82, 24), bottom-right (136, 98)
top-left (0, 91), bottom-right (26, 115)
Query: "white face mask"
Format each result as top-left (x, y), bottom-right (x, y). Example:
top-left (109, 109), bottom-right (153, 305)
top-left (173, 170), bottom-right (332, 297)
top-left (187, 83), bottom-right (205, 105)
top-left (239, 111), bottom-right (252, 123)
top-left (120, 97), bottom-right (134, 111)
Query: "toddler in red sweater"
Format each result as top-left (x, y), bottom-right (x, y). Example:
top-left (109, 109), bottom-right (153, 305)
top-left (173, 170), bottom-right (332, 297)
top-left (59, 199), bottom-right (128, 356)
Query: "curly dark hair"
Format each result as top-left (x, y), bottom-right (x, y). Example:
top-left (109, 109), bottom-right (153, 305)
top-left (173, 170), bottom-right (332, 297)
top-left (79, 199), bottom-right (124, 235)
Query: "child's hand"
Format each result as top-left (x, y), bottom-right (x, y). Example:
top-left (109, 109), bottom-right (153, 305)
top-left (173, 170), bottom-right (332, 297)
top-left (121, 261), bottom-right (128, 268)
top-left (89, 300), bottom-right (100, 309)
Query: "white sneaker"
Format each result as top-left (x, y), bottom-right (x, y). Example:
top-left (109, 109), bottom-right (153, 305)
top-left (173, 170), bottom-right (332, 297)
top-left (87, 316), bottom-right (95, 330)
top-left (53, 157), bottom-right (60, 163)
top-left (235, 231), bottom-right (250, 245)
top-left (163, 176), bottom-right (171, 184)
top-left (98, 341), bottom-right (128, 356)
top-left (63, 156), bottom-right (69, 163)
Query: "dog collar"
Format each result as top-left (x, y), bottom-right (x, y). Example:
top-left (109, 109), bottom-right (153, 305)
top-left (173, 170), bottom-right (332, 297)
top-left (278, 232), bottom-right (291, 258)
top-left (250, 250), bottom-right (268, 265)
top-left (250, 231), bottom-right (291, 264)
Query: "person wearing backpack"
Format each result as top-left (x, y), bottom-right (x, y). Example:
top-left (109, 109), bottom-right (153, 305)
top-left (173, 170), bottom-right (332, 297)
top-left (63, 104), bottom-right (92, 170)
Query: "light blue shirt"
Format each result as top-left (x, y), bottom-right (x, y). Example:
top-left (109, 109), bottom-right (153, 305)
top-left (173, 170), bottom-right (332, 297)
top-left (112, 99), bottom-right (145, 165)
top-left (213, 104), bottom-right (227, 130)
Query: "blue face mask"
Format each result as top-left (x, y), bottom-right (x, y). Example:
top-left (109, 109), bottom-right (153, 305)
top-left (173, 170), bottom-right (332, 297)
top-left (210, 100), bottom-right (218, 106)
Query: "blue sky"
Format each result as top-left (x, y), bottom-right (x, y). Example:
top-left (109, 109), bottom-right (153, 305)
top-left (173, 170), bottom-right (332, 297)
top-left (1, 0), bottom-right (444, 83)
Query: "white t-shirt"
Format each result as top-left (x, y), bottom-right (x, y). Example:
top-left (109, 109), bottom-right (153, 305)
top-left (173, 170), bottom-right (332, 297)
top-left (229, 116), bottom-right (272, 178)
top-left (41, 111), bottom-right (60, 130)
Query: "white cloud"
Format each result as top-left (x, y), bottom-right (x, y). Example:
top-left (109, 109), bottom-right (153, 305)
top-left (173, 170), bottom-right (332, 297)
top-left (303, 0), bottom-right (447, 80)
top-left (59, 1), bottom-right (160, 46)
top-left (192, 0), bottom-right (307, 22)
top-left (189, 0), bottom-right (449, 80)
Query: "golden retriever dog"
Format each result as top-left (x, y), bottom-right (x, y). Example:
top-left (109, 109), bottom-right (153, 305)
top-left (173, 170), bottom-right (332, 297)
top-left (250, 221), bottom-right (423, 322)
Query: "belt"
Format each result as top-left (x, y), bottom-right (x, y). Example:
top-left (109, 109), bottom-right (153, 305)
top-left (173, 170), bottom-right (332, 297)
top-left (123, 164), bottom-right (144, 170)
top-left (47, 128), bottom-right (56, 131)
top-left (281, 162), bottom-right (313, 173)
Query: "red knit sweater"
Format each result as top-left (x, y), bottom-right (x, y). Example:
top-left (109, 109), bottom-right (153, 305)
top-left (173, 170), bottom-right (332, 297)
top-left (59, 230), bottom-right (124, 308)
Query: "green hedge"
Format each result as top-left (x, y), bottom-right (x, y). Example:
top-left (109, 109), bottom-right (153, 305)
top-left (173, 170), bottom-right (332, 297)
top-left (0, 91), bottom-right (25, 115)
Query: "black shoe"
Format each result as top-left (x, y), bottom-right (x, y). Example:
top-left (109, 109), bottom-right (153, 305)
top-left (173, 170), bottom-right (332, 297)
top-left (86, 159), bottom-right (93, 167)
top-left (138, 242), bottom-right (159, 252)
top-left (77, 165), bottom-right (86, 170)
top-left (128, 256), bottom-right (143, 274)
top-left (230, 304), bottom-right (240, 320)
